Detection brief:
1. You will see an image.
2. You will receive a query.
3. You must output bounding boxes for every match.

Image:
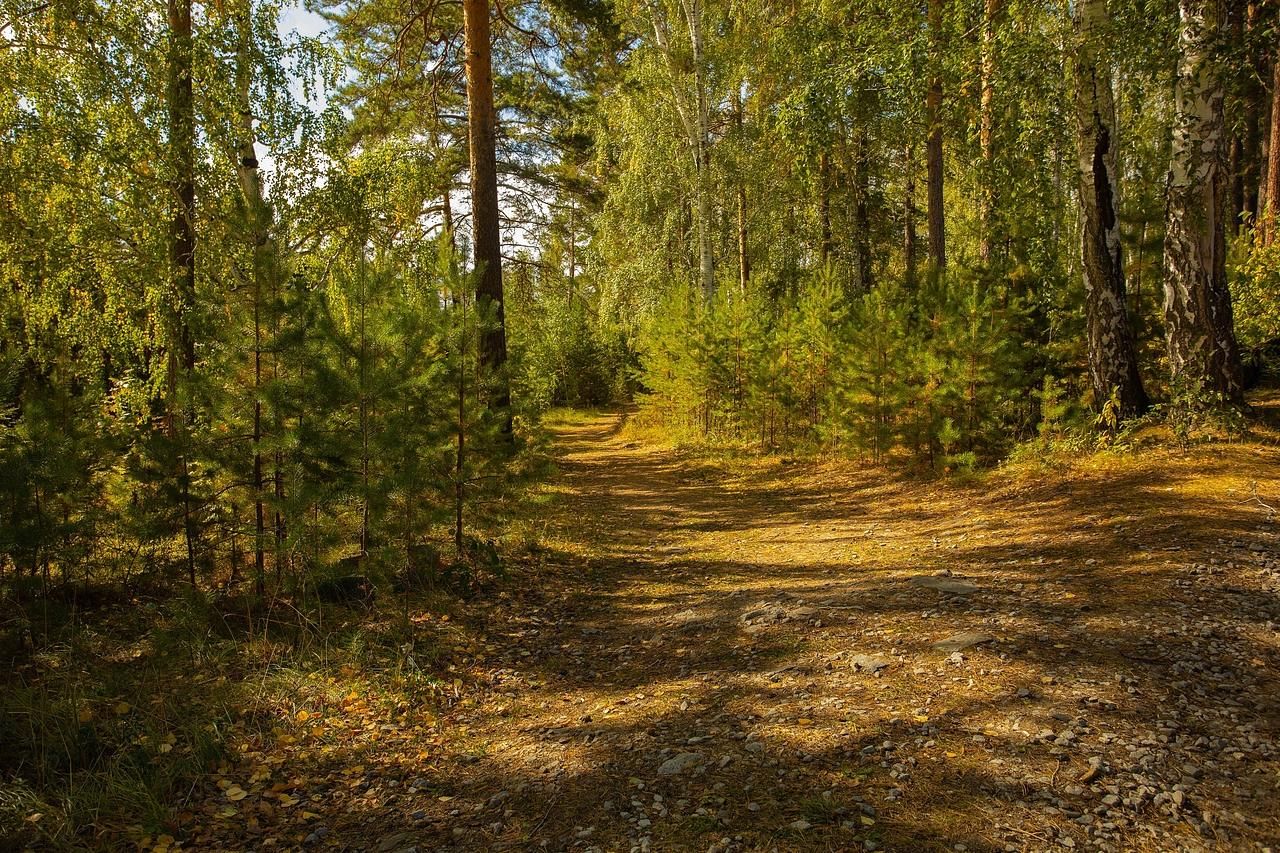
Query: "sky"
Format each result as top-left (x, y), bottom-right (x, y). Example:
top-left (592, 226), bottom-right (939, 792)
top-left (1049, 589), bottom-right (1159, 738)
top-left (278, 2), bottom-right (329, 41)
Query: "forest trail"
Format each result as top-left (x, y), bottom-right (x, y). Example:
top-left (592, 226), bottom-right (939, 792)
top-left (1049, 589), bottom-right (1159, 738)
top-left (199, 411), bottom-right (1280, 852)
top-left (402, 412), bottom-right (1280, 852)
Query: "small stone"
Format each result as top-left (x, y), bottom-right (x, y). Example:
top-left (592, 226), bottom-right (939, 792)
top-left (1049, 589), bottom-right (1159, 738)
top-left (850, 654), bottom-right (891, 674)
top-left (789, 819), bottom-right (812, 831)
top-left (912, 576), bottom-right (979, 595)
top-left (932, 632), bottom-right (995, 652)
top-left (658, 752), bottom-right (704, 776)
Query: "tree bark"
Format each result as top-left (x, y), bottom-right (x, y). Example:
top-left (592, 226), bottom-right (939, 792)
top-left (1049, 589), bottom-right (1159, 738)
top-left (1164, 0), bottom-right (1246, 404)
top-left (926, 0), bottom-right (946, 271)
top-left (734, 88), bottom-right (749, 294)
top-left (462, 0), bottom-right (509, 412)
top-left (818, 149), bottom-right (833, 264)
top-left (685, 0), bottom-right (714, 300)
top-left (1262, 48), bottom-right (1280, 242)
top-left (650, 0), bottom-right (715, 300)
top-left (168, 0), bottom-right (196, 381)
top-left (978, 0), bottom-right (1001, 264)
top-left (905, 144), bottom-right (917, 289)
top-left (234, 1), bottom-right (274, 596)
top-left (1074, 0), bottom-right (1148, 419)
top-left (853, 130), bottom-right (872, 292)
top-left (167, 0), bottom-right (197, 585)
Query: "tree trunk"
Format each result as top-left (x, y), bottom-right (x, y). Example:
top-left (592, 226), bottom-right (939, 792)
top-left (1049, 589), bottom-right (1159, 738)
top-left (685, 0), bottom-right (715, 300)
top-left (234, 1), bottom-right (273, 597)
top-left (734, 88), bottom-right (749, 294)
top-left (168, 0), bottom-right (196, 381)
top-left (650, 0), bottom-right (715, 300)
top-left (1164, 0), bottom-right (1245, 404)
top-left (818, 149), bottom-right (833, 264)
top-left (1074, 0), bottom-right (1148, 419)
top-left (905, 144), bottom-right (917, 289)
top-left (1262, 50), bottom-right (1280, 243)
top-left (926, 0), bottom-right (946, 271)
top-left (853, 130), bottom-right (872, 292)
top-left (567, 203), bottom-right (577, 300)
top-left (462, 0), bottom-right (510, 415)
top-left (167, 0), bottom-right (197, 586)
top-left (978, 0), bottom-right (1001, 264)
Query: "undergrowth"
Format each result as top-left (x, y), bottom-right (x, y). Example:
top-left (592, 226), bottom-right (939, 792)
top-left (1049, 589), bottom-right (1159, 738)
top-left (0, 571), bottom-right (501, 850)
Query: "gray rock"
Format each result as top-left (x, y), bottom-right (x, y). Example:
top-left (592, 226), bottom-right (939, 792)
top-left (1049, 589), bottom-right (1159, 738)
top-left (912, 576), bottom-right (979, 595)
top-left (850, 654), bottom-right (891, 674)
top-left (657, 752), bottom-right (704, 776)
top-left (932, 632), bottom-right (995, 652)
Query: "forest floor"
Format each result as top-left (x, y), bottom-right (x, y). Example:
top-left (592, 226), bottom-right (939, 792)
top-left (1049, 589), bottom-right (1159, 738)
top-left (203, 406), bottom-right (1280, 853)
top-left (17, 406), bottom-right (1280, 852)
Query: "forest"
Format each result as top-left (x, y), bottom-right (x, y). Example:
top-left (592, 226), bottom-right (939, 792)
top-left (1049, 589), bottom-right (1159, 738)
top-left (3, 0), bottom-right (1280, 850)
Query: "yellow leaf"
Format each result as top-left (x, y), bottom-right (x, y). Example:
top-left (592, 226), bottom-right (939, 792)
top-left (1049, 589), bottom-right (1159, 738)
top-left (114, 702), bottom-right (132, 715)
top-left (78, 708), bottom-right (94, 724)
top-left (913, 715), bottom-right (929, 722)
top-left (218, 806), bottom-right (238, 818)
top-left (296, 710), bottom-right (310, 723)
top-left (225, 786), bottom-right (248, 802)
top-left (158, 743), bottom-right (173, 754)
top-left (278, 794), bottom-right (299, 807)
top-left (860, 816), bottom-right (875, 826)
top-left (797, 718), bottom-right (813, 726)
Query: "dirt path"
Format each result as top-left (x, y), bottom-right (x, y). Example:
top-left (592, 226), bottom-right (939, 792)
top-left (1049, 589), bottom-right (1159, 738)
top-left (218, 412), bottom-right (1280, 852)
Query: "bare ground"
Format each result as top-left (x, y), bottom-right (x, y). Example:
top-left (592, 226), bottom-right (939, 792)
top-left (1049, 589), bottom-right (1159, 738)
top-left (191, 410), bottom-right (1280, 852)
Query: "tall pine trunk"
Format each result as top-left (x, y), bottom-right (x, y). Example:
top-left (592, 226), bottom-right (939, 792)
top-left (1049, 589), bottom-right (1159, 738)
top-left (904, 144), bottom-right (917, 288)
top-left (926, 0), bottom-right (946, 271)
top-left (167, 0), bottom-right (197, 585)
top-left (1262, 50), bottom-right (1280, 243)
top-left (462, 0), bottom-right (510, 419)
top-left (853, 130), bottom-right (872, 291)
top-left (1074, 0), bottom-right (1148, 419)
top-left (978, 0), bottom-right (1001, 264)
top-left (1164, 0), bottom-right (1245, 404)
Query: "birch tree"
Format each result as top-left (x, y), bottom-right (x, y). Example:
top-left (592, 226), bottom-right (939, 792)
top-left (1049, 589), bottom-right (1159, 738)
top-left (1164, 0), bottom-right (1245, 404)
top-left (645, 0), bottom-right (716, 301)
top-left (1074, 0), bottom-right (1148, 418)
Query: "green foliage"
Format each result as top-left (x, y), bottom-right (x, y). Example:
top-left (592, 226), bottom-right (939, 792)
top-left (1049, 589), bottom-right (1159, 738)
top-left (637, 269), bottom-right (1028, 466)
top-left (509, 274), bottom-right (631, 410)
top-left (1228, 233), bottom-right (1280, 349)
